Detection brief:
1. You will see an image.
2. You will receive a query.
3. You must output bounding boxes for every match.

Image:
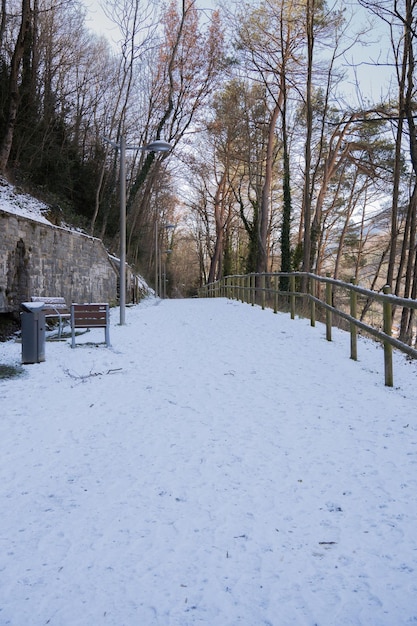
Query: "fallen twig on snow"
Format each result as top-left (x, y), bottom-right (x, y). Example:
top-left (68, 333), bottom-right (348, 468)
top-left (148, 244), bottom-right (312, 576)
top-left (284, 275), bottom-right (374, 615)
top-left (64, 367), bottom-right (122, 382)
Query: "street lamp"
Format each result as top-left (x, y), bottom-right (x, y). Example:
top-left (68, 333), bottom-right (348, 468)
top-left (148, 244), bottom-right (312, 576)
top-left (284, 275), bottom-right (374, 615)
top-left (162, 249), bottom-right (172, 299)
top-left (103, 135), bottom-right (172, 324)
top-left (154, 221), bottom-right (175, 297)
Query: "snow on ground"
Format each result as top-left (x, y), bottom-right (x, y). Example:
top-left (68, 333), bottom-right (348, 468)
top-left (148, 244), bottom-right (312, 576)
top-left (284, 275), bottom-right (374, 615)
top-left (0, 297), bottom-right (416, 626)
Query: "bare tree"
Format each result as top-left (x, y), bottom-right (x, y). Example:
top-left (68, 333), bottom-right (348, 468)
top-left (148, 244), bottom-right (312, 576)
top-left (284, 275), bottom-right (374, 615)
top-left (359, 0), bottom-right (417, 343)
top-left (123, 0), bottom-right (225, 270)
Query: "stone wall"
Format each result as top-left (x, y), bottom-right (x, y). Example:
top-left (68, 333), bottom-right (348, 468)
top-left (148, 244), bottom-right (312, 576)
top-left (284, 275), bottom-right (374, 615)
top-left (0, 210), bottom-right (118, 314)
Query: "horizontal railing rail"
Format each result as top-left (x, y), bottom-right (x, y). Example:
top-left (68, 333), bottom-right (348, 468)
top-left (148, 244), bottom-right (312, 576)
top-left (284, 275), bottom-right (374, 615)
top-left (198, 272), bottom-right (417, 387)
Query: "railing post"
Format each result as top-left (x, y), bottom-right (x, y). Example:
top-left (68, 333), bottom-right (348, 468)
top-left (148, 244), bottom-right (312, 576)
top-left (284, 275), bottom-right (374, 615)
top-left (245, 274), bottom-right (250, 304)
top-left (290, 274), bottom-right (296, 320)
top-left (350, 278), bottom-right (357, 361)
top-left (261, 274), bottom-right (266, 310)
top-left (251, 274), bottom-right (255, 306)
top-left (383, 285), bottom-right (393, 387)
top-left (326, 273), bottom-right (332, 342)
top-left (309, 275), bottom-right (315, 327)
top-left (273, 274), bottom-right (278, 314)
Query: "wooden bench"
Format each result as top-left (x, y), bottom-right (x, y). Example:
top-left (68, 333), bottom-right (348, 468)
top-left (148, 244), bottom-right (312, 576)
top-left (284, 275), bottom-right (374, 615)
top-left (71, 303), bottom-right (111, 348)
top-left (31, 296), bottom-right (70, 338)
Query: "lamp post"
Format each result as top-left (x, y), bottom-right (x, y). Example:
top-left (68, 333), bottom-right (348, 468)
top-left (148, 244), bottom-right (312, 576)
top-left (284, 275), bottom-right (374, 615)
top-left (103, 136), bottom-right (172, 324)
top-left (162, 249), bottom-right (172, 299)
top-left (154, 221), bottom-right (175, 297)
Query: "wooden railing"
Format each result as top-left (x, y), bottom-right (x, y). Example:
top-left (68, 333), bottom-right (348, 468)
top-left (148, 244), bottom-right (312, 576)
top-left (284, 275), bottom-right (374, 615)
top-left (198, 272), bottom-right (417, 387)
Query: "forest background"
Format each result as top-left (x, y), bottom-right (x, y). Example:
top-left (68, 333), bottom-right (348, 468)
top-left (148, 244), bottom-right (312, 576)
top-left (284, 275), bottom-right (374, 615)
top-left (0, 0), bottom-right (416, 342)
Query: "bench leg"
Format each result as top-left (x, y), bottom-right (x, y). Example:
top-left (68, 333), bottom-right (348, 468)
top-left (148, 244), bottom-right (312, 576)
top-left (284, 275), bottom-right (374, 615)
top-left (105, 324), bottom-right (111, 347)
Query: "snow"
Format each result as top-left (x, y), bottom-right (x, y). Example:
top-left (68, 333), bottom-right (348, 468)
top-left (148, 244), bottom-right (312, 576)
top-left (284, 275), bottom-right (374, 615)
top-left (0, 296), bottom-right (417, 625)
top-left (0, 177), bottom-right (86, 235)
top-left (0, 177), bottom-right (54, 225)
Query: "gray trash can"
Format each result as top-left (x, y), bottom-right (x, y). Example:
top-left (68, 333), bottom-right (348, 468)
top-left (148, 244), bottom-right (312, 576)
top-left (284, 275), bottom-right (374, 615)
top-left (21, 302), bottom-right (46, 364)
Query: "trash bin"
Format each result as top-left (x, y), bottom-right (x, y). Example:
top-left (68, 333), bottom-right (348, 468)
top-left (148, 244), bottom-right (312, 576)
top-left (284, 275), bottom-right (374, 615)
top-left (21, 301), bottom-right (46, 364)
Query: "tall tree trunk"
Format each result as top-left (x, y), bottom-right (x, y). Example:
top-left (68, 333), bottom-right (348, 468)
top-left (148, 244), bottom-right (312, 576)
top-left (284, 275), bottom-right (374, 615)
top-left (208, 169), bottom-right (227, 283)
top-left (301, 0), bottom-right (315, 286)
top-left (396, 0), bottom-right (417, 342)
top-left (279, 20), bottom-right (291, 290)
top-left (387, 55), bottom-right (407, 288)
top-left (257, 102), bottom-right (280, 274)
top-left (280, 97), bottom-right (292, 290)
top-left (0, 0), bottom-right (32, 173)
top-left (0, 0), bottom-right (7, 51)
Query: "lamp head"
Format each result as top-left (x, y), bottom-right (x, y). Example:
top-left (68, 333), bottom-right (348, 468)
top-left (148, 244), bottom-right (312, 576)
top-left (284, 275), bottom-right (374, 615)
top-left (144, 139), bottom-right (172, 153)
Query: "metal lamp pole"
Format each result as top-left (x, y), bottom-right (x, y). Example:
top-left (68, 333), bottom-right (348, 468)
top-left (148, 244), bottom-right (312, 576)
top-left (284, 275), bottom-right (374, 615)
top-left (155, 222), bottom-right (175, 298)
top-left (155, 219), bottom-right (159, 297)
top-left (119, 135), bottom-right (127, 325)
top-left (103, 137), bottom-right (172, 324)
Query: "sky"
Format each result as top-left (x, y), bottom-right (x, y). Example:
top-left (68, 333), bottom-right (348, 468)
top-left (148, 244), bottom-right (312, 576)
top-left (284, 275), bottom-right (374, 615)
top-left (83, 0), bottom-right (219, 41)
top-left (82, 0), bottom-right (393, 107)
top-left (1, 293), bottom-right (417, 625)
top-left (83, 0), bottom-right (118, 40)
top-left (1, 178), bottom-right (417, 624)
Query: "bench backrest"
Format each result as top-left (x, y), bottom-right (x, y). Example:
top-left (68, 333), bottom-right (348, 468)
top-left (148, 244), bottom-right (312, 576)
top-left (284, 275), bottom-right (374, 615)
top-left (70, 303), bottom-right (111, 348)
top-left (31, 296), bottom-right (69, 315)
top-left (71, 303), bottom-right (109, 328)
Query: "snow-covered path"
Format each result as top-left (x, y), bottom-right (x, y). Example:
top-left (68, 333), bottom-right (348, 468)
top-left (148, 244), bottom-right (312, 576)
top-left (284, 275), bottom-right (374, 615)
top-left (0, 297), bottom-right (416, 625)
